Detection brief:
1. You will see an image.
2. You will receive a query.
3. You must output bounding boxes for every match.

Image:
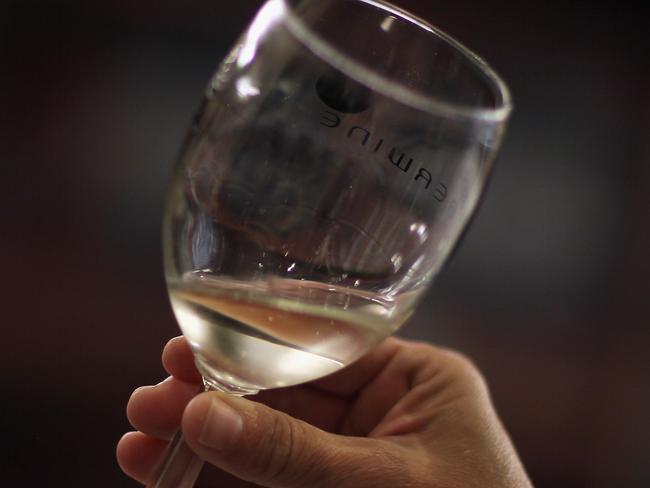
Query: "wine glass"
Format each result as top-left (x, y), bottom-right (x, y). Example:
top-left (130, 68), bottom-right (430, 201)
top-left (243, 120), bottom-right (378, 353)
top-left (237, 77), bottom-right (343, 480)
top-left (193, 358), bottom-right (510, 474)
top-left (152, 0), bottom-right (512, 486)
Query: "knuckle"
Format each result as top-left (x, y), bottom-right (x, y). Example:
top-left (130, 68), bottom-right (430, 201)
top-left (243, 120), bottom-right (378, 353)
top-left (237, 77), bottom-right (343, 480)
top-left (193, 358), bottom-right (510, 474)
top-left (442, 349), bottom-right (488, 389)
top-left (445, 348), bottom-right (477, 371)
top-left (254, 412), bottom-right (300, 485)
top-left (399, 341), bottom-right (438, 368)
top-left (411, 341), bottom-right (487, 384)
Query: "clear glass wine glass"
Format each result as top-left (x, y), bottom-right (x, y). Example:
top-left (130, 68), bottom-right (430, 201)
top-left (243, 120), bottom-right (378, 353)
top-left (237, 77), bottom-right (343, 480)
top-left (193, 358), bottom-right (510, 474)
top-left (151, 0), bottom-right (512, 486)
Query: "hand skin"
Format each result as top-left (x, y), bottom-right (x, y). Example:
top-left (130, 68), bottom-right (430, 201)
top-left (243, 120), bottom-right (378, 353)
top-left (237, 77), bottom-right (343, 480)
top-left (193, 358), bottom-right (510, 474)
top-left (117, 337), bottom-right (533, 487)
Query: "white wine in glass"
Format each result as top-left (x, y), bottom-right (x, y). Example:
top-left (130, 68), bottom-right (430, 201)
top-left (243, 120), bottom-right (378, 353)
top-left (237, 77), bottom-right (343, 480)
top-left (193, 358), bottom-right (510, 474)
top-left (169, 273), bottom-right (414, 391)
top-left (154, 0), bottom-right (512, 486)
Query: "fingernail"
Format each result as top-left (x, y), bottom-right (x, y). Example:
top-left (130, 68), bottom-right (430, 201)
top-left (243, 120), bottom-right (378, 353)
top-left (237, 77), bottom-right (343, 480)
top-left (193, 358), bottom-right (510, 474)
top-left (198, 398), bottom-right (243, 449)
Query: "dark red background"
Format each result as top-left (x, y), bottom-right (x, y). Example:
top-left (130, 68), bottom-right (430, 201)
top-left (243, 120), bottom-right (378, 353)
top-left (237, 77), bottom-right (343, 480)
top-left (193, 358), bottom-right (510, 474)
top-left (1, 1), bottom-right (649, 486)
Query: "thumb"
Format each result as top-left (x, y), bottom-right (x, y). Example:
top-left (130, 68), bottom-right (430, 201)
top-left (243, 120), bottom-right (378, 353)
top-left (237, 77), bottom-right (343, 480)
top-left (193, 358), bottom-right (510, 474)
top-left (181, 391), bottom-right (398, 487)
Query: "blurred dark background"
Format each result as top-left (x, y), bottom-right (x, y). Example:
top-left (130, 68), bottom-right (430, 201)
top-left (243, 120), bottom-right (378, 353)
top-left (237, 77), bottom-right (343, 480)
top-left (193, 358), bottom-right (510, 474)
top-left (1, 0), bottom-right (648, 486)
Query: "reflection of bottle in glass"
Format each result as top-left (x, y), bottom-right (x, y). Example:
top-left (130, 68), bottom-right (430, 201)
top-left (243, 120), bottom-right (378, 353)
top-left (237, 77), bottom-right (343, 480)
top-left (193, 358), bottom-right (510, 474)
top-left (169, 272), bottom-right (414, 391)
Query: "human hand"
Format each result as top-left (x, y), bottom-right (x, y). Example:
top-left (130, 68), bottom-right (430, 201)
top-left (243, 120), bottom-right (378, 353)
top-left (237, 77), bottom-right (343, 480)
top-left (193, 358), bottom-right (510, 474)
top-left (117, 336), bottom-right (532, 487)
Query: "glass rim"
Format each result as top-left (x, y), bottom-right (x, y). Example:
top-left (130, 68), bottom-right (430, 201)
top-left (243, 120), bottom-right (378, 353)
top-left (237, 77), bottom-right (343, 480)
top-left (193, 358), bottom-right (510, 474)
top-left (282, 0), bottom-right (513, 123)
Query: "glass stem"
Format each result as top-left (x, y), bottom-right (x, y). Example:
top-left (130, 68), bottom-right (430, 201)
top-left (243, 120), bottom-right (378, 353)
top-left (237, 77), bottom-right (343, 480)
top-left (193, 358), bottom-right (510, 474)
top-left (148, 377), bottom-right (258, 488)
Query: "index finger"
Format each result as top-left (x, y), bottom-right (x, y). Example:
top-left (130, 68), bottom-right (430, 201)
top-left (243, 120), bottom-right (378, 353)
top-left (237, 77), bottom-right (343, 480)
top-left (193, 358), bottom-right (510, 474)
top-left (162, 336), bottom-right (202, 384)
